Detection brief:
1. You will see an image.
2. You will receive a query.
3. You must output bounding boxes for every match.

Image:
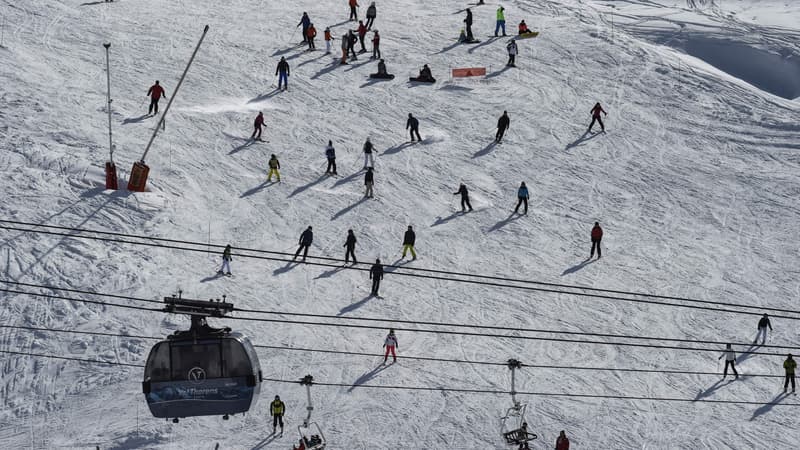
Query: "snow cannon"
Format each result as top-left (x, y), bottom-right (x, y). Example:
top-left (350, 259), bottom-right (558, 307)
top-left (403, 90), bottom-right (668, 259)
top-left (127, 160), bottom-right (149, 192)
top-left (105, 161), bottom-right (118, 190)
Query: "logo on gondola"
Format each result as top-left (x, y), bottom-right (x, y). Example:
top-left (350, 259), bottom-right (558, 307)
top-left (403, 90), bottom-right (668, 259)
top-left (188, 367), bottom-right (206, 382)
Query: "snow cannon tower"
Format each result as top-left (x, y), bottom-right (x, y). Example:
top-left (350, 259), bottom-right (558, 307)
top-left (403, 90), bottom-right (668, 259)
top-left (127, 25), bottom-right (210, 192)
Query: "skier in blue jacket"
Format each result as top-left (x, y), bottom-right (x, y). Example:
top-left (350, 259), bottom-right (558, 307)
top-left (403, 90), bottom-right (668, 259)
top-left (514, 182), bottom-right (529, 215)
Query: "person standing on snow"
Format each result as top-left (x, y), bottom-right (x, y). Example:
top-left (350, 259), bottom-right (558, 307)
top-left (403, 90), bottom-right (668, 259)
top-left (454, 183), bottom-right (473, 212)
top-left (514, 182), bottom-right (529, 215)
top-left (402, 225), bottom-right (417, 260)
top-left (270, 395), bottom-right (285, 434)
top-left (146, 80), bottom-right (167, 116)
top-left (718, 343), bottom-right (739, 379)
top-left (251, 111), bottom-right (265, 140)
top-left (293, 226), bottom-right (314, 261)
top-left (357, 20), bottom-right (368, 53)
top-left (276, 57), bottom-right (290, 91)
top-left (406, 113), bottom-right (421, 142)
top-left (588, 102), bottom-right (607, 133)
top-left (784, 354), bottom-right (797, 393)
top-left (297, 12), bottom-right (311, 44)
top-left (344, 229), bottom-right (357, 264)
top-left (370, 258), bottom-right (384, 295)
top-left (363, 137), bottom-right (375, 168)
top-left (495, 6), bottom-right (507, 37)
top-left (556, 430), bottom-right (570, 450)
top-left (496, 110), bottom-right (510, 142)
top-left (366, 2), bottom-right (377, 29)
top-left (383, 329), bottom-right (398, 363)
top-left (365, 167), bottom-right (375, 198)
top-left (340, 34), bottom-right (350, 64)
top-left (306, 23), bottom-right (317, 50)
top-left (347, 30), bottom-right (359, 60)
top-left (590, 222), bottom-right (603, 259)
top-left (218, 244), bottom-right (232, 276)
top-left (506, 40), bottom-right (518, 67)
top-left (755, 313), bottom-right (772, 345)
top-left (371, 30), bottom-right (381, 59)
top-left (324, 27), bottom-right (334, 54)
top-left (325, 140), bottom-right (337, 175)
top-left (267, 154), bottom-right (281, 182)
top-left (349, 0), bottom-right (359, 21)
top-left (464, 8), bottom-right (474, 41)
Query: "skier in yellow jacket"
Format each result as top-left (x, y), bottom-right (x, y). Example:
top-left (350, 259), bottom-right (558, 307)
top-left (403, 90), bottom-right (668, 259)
top-left (267, 154), bottom-right (281, 182)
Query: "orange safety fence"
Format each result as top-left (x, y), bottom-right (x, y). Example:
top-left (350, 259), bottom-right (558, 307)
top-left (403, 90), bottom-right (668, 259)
top-left (451, 67), bottom-right (487, 78)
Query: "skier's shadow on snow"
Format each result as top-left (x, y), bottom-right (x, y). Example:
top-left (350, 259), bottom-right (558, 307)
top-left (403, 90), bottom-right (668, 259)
top-left (200, 273), bottom-right (225, 283)
top-left (565, 130), bottom-right (601, 150)
top-left (345, 58), bottom-right (372, 72)
top-left (736, 342), bottom-right (763, 366)
top-left (316, 266), bottom-right (346, 280)
top-left (473, 141), bottom-right (497, 158)
top-left (561, 258), bottom-right (596, 276)
top-left (247, 89), bottom-right (281, 104)
top-left (79, 1), bottom-right (107, 6)
top-left (360, 77), bottom-right (392, 88)
top-left (348, 363), bottom-right (391, 392)
top-left (332, 170), bottom-right (363, 188)
top-left (383, 142), bottom-right (415, 155)
top-left (250, 433), bottom-right (280, 450)
top-left (384, 258), bottom-right (411, 273)
top-left (273, 261), bottom-right (300, 275)
top-left (338, 295), bottom-right (373, 316)
top-left (750, 392), bottom-right (789, 421)
top-left (289, 174), bottom-right (328, 198)
top-left (485, 65), bottom-right (511, 79)
top-left (311, 61), bottom-right (341, 80)
top-left (435, 41), bottom-right (461, 54)
top-left (240, 181), bottom-right (275, 198)
top-left (122, 114), bottom-right (149, 125)
top-left (222, 132), bottom-right (256, 154)
top-left (468, 37), bottom-right (499, 54)
top-left (488, 213), bottom-right (522, 232)
top-left (432, 211), bottom-right (467, 227)
top-left (271, 46), bottom-right (300, 57)
top-left (297, 52), bottom-right (329, 67)
top-left (694, 378), bottom-right (734, 401)
top-left (332, 197), bottom-right (368, 221)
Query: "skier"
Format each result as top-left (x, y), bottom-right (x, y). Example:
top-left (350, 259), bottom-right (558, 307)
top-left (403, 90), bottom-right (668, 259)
top-left (218, 244), bottom-right (232, 276)
top-left (325, 140), bottom-right (337, 175)
top-left (366, 1), bottom-right (377, 29)
top-left (270, 395), bottom-right (285, 434)
top-left (276, 57), bottom-right (290, 91)
top-left (357, 21), bottom-right (368, 53)
top-left (383, 329), bottom-right (398, 363)
top-left (293, 226), bottom-right (313, 261)
top-left (588, 102), bottom-right (607, 133)
top-left (267, 154), bottom-right (281, 182)
top-left (718, 343), bottom-right (739, 380)
top-left (496, 110), bottom-right (510, 142)
top-left (371, 30), bottom-right (381, 59)
top-left (146, 80), bottom-right (167, 115)
top-left (297, 12), bottom-right (311, 43)
top-left (370, 58), bottom-right (394, 79)
top-left (464, 8), bottom-right (474, 41)
top-left (344, 229), bottom-right (357, 264)
top-left (365, 167), bottom-right (375, 198)
top-left (495, 6), bottom-right (507, 37)
top-left (410, 64), bottom-right (435, 83)
top-left (514, 182), bottom-right (529, 215)
top-left (406, 113), bottom-right (421, 142)
top-left (590, 222), bottom-right (603, 259)
top-left (306, 23), bottom-right (317, 50)
top-left (363, 137), bottom-right (375, 168)
top-left (340, 34), bottom-right (349, 64)
top-left (556, 430), bottom-right (570, 450)
top-left (755, 313), bottom-right (772, 345)
top-left (251, 111), bottom-right (265, 140)
top-left (401, 225), bottom-right (417, 260)
top-left (518, 20), bottom-right (532, 35)
top-left (347, 30), bottom-right (358, 60)
top-left (370, 258), bottom-right (384, 295)
top-left (324, 27), bottom-right (334, 54)
top-left (453, 183), bottom-right (473, 212)
top-left (506, 39), bottom-right (518, 67)
top-left (784, 354), bottom-right (797, 393)
top-left (349, 0), bottom-right (359, 21)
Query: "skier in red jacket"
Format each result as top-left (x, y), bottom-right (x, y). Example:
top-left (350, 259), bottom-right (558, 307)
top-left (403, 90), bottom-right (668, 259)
top-left (588, 102), bottom-right (607, 133)
top-left (590, 222), bottom-right (603, 259)
top-left (556, 430), bottom-right (570, 450)
top-left (251, 112), bottom-right (265, 140)
top-left (357, 21), bottom-right (368, 53)
top-left (146, 80), bottom-right (167, 115)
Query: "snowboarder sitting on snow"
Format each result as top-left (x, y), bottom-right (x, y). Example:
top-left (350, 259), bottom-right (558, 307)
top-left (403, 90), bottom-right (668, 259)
top-left (588, 102), bottom-right (607, 133)
top-left (369, 59), bottom-right (394, 79)
top-left (251, 111), bottom-right (265, 140)
top-left (410, 64), bottom-right (435, 83)
top-left (402, 225), bottom-right (417, 260)
top-left (218, 244), bottom-right (232, 276)
top-left (454, 183), bottom-right (473, 212)
top-left (270, 395), bottom-right (285, 434)
top-left (267, 154), bottom-right (281, 182)
top-left (383, 329), bottom-right (398, 363)
top-left (518, 20), bottom-right (532, 35)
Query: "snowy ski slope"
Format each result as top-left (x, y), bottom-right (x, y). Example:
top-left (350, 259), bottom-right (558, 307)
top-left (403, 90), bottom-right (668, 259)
top-left (1, 0), bottom-right (799, 448)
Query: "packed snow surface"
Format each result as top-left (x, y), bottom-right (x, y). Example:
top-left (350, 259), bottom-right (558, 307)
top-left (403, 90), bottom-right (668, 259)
top-left (1, 0), bottom-right (799, 448)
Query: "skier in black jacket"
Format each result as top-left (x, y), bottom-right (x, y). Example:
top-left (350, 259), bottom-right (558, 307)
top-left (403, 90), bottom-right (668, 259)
top-left (293, 226), bottom-right (313, 261)
top-left (276, 57), bottom-right (290, 91)
top-left (755, 313), bottom-right (773, 345)
top-left (454, 184), bottom-right (473, 212)
top-left (496, 111), bottom-right (510, 142)
top-left (365, 167), bottom-right (375, 198)
top-left (464, 8), bottom-right (474, 41)
top-left (406, 113), bottom-right (421, 142)
top-left (344, 229), bottom-right (357, 264)
top-left (402, 225), bottom-right (417, 260)
top-left (370, 258), bottom-right (384, 295)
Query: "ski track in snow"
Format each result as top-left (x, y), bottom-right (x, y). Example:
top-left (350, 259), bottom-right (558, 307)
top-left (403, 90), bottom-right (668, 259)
top-left (0, 0), bottom-right (799, 448)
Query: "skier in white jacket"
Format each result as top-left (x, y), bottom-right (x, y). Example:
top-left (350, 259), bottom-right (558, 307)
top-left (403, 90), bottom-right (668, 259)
top-left (383, 329), bottom-right (398, 363)
top-left (718, 343), bottom-right (739, 379)
top-left (506, 40), bottom-right (518, 67)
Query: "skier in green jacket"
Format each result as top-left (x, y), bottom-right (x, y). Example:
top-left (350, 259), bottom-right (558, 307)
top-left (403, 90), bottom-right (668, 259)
top-left (218, 244), bottom-right (232, 276)
top-left (495, 6), bottom-right (507, 37)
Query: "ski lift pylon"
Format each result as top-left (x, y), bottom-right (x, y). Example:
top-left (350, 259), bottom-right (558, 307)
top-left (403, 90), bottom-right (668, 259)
top-left (297, 374), bottom-right (326, 450)
top-left (500, 359), bottom-right (538, 446)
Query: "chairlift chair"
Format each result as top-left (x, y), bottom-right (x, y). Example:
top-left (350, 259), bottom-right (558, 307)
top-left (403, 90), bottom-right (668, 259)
top-left (500, 359), bottom-right (538, 446)
top-left (298, 422), bottom-right (327, 450)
